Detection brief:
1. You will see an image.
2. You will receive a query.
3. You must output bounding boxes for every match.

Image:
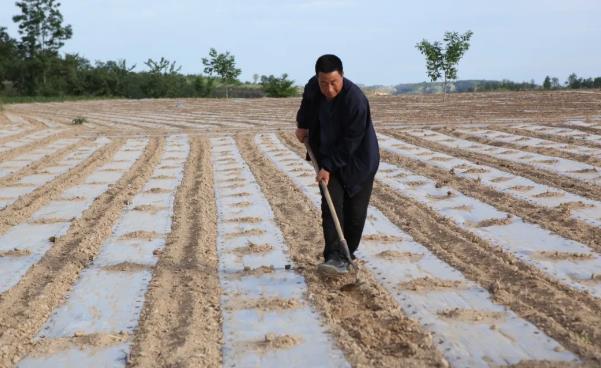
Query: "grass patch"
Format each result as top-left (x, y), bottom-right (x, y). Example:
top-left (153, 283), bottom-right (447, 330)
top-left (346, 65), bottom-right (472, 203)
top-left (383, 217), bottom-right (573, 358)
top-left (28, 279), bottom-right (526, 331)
top-left (72, 116), bottom-right (87, 125)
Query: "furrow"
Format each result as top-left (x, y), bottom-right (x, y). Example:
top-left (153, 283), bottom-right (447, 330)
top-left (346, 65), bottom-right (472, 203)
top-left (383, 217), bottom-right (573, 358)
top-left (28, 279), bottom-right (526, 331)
top-left (405, 129), bottom-right (601, 187)
top-left (279, 131), bottom-right (601, 365)
top-left (25, 111), bottom-right (119, 131)
top-left (60, 110), bottom-right (173, 131)
top-left (376, 133), bottom-right (601, 247)
top-left (563, 120), bottom-right (601, 132)
top-left (209, 136), bottom-right (349, 368)
top-left (0, 138), bottom-right (122, 236)
top-left (23, 114), bottom-right (70, 129)
top-left (0, 136), bottom-right (92, 187)
top-left (0, 137), bottom-right (110, 211)
top-left (0, 137), bottom-right (82, 181)
top-left (0, 129), bottom-right (71, 161)
top-left (0, 127), bottom-right (37, 145)
top-left (384, 129), bottom-right (601, 203)
top-left (376, 160), bottom-right (601, 298)
top-left (488, 124), bottom-right (601, 148)
top-left (16, 135), bottom-right (188, 367)
top-left (239, 134), bottom-right (446, 368)
top-left (0, 138), bottom-right (149, 293)
top-left (441, 127), bottom-right (601, 166)
top-left (128, 137), bottom-right (221, 368)
top-left (0, 137), bottom-right (161, 367)
top-left (2, 112), bottom-right (39, 129)
top-left (256, 132), bottom-right (579, 368)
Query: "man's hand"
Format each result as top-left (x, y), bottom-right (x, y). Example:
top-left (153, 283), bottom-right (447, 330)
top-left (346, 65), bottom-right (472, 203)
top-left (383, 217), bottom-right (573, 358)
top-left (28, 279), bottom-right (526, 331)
top-left (295, 128), bottom-right (308, 143)
top-left (316, 168), bottom-right (330, 186)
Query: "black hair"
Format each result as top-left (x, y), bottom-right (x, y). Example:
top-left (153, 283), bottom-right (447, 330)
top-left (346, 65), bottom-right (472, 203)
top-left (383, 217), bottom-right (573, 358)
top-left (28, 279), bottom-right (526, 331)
top-left (315, 54), bottom-right (343, 75)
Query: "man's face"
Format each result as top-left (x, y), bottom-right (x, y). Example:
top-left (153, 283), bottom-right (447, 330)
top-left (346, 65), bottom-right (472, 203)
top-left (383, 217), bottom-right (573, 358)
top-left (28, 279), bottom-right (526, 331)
top-left (317, 71), bottom-right (343, 100)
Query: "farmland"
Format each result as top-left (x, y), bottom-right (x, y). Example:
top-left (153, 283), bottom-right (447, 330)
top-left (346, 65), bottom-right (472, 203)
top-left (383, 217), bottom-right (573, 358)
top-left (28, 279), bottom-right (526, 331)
top-left (1, 90), bottom-right (601, 367)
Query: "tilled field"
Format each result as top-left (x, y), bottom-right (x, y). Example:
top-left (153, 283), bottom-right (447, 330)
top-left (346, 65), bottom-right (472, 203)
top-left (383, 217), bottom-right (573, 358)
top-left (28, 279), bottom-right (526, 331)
top-left (1, 91), bottom-right (601, 368)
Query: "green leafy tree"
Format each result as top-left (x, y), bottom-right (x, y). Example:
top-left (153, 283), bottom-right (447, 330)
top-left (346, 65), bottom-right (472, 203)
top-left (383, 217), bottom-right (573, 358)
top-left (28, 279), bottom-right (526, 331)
top-left (144, 57), bottom-right (181, 75)
top-left (141, 57), bottom-right (182, 98)
top-left (81, 58), bottom-right (136, 97)
top-left (12, 0), bottom-right (72, 94)
top-left (567, 73), bottom-right (580, 89)
top-left (416, 30), bottom-right (473, 100)
top-left (0, 27), bottom-right (19, 93)
top-left (202, 48), bottom-right (241, 98)
top-left (581, 77), bottom-right (594, 88)
top-left (104, 59), bottom-right (136, 96)
top-left (543, 76), bottom-right (551, 90)
top-left (142, 57), bottom-right (186, 98)
top-left (13, 0), bottom-right (72, 58)
top-left (260, 74), bottom-right (297, 97)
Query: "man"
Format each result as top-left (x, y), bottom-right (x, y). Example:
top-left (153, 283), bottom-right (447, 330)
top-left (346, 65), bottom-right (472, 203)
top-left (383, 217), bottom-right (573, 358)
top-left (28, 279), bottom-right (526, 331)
top-left (295, 54), bottom-right (380, 274)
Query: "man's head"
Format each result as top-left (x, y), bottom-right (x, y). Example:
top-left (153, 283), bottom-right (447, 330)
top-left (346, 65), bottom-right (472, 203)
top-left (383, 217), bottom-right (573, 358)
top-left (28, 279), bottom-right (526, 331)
top-left (315, 54), bottom-right (344, 100)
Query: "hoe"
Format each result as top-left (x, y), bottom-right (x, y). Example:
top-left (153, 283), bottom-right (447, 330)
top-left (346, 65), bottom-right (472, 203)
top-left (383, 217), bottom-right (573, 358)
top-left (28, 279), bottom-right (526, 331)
top-left (304, 138), bottom-right (357, 272)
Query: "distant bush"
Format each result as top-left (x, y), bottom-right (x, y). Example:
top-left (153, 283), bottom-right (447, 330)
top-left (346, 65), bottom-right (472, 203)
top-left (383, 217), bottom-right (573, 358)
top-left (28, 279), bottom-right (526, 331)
top-left (260, 74), bottom-right (297, 97)
top-left (566, 73), bottom-right (601, 89)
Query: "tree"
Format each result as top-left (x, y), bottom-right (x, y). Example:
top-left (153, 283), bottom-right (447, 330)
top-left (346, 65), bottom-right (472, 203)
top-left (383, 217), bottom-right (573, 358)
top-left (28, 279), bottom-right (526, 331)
top-left (260, 74), bottom-right (297, 97)
top-left (581, 77), bottom-right (594, 89)
top-left (567, 73), bottom-right (580, 89)
top-left (13, 0), bottom-right (72, 57)
top-left (0, 27), bottom-right (19, 91)
top-left (551, 77), bottom-right (560, 89)
top-left (144, 57), bottom-right (181, 75)
top-left (141, 57), bottom-right (182, 98)
top-left (12, 0), bottom-right (72, 94)
top-left (202, 48), bottom-right (241, 98)
top-left (416, 30), bottom-right (473, 100)
top-left (543, 76), bottom-right (551, 90)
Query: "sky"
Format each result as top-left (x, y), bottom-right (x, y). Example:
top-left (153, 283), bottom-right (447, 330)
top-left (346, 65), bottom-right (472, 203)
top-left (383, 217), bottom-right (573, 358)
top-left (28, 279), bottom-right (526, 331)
top-left (1, 0), bottom-right (600, 86)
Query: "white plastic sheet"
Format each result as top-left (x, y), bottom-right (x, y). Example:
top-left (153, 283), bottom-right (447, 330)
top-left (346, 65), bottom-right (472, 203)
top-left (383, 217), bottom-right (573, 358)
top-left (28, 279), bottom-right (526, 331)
top-left (0, 138), bottom-right (147, 293)
top-left (376, 162), bottom-right (601, 298)
top-left (211, 136), bottom-right (349, 368)
top-left (404, 129), bottom-right (601, 185)
top-left (19, 136), bottom-right (187, 367)
top-left (378, 133), bottom-right (601, 227)
top-left (453, 127), bottom-right (600, 157)
top-left (256, 133), bottom-right (578, 367)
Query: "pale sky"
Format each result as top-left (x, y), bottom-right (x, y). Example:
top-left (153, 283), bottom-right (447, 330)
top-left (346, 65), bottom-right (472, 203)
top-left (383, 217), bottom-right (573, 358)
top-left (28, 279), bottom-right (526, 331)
top-left (1, 0), bottom-right (599, 86)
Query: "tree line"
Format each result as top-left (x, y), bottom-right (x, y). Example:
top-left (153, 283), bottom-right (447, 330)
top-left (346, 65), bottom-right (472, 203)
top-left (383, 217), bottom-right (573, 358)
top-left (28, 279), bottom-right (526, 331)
top-left (454, 74), bottom-right (601, 93)
top-left (415, 30), bottom-right (600, 95)
top-left (452, 73), bottom-right (601, 92)
top-left (0, 0), bottom-right (298, 99)
top-left (1, 2), bottom-right (599, 101)
top-left (393, 74), bottom-right (601, 96)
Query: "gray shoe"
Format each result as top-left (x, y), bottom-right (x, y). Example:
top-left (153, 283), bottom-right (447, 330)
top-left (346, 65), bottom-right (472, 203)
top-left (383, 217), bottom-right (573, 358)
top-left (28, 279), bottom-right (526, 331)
top-left (317, 257), bottom-right (349, 275)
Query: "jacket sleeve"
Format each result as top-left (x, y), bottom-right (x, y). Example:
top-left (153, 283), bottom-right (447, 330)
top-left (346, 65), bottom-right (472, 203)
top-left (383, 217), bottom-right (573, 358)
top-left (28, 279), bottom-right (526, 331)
top-left (320, 92), bottom-right (368, 172)
top-left (296, 77), bottom-right (317, 129)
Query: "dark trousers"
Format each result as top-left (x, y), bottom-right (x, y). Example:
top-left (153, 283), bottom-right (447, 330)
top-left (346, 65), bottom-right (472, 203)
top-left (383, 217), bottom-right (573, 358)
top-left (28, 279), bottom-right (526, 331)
top-left (320, 173), bottom-right (373, 261)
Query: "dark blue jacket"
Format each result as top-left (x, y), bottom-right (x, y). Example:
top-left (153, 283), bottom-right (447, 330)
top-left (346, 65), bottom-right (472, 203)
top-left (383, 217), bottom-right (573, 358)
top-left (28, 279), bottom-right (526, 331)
top-left (296, 76), bottom-right (379, 196)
